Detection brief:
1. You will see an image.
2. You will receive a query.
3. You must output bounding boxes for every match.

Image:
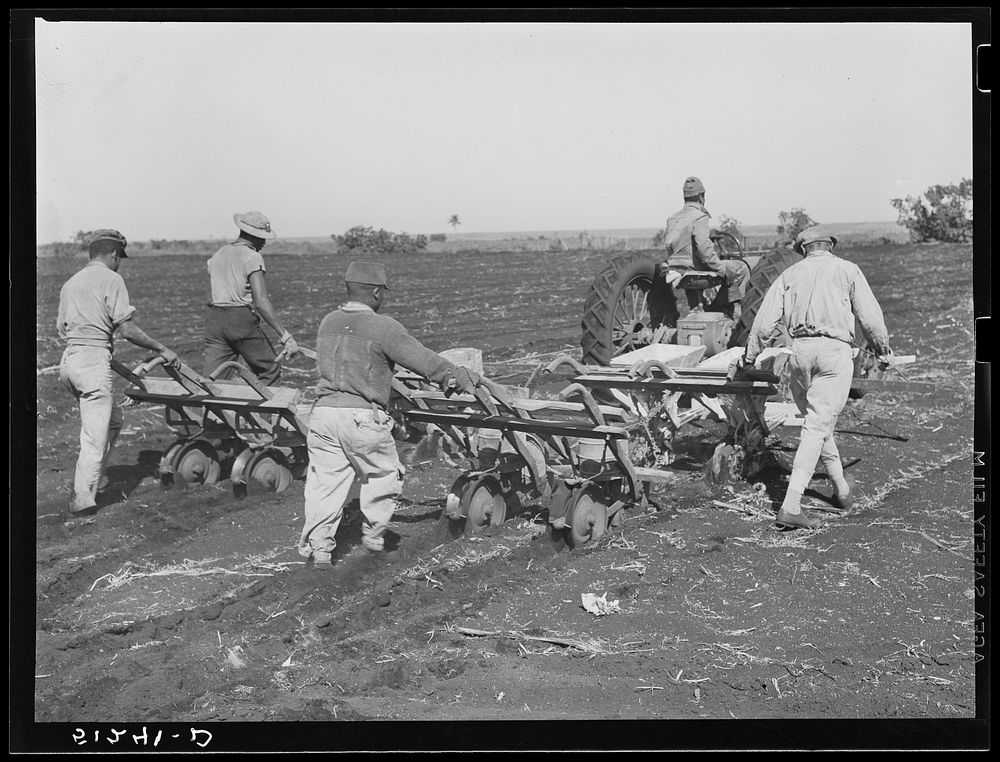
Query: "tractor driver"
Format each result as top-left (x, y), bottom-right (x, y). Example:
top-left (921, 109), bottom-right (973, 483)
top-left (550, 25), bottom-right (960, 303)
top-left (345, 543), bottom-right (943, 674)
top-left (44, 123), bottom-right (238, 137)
top-left (661, 176), bottom-right (750, 322)
top-left (735, 226), bottom-right (893, 530)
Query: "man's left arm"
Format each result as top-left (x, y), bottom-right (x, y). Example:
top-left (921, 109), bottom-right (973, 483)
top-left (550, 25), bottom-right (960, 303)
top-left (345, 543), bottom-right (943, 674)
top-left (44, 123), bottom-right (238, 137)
top-left (383, 324), bottom-right (457, 386)
top-left (383, 324), bottom-right (483, 394)
top-left (850, 267), bottom-right (892, 356)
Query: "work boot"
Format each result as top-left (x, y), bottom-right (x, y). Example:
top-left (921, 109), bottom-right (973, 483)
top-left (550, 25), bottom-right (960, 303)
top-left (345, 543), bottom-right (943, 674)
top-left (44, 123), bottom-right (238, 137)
top-left (312, 550), bottom-right (334, 567)
top-left (775, 508), bottom-right (823, 530)
top-left (831, 490), bottom-right (854, 512)
top-left (830, 473), bottom-right (856, 511)
top-left (361, 520), bottom-right (389, 553)
top-left (68, 502), bottom-right (98, 517)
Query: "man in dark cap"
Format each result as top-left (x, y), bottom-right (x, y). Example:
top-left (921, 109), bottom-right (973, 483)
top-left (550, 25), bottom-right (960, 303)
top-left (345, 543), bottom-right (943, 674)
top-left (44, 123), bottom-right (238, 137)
top-left (203, 211), bottom-right (300, 386)
top-left (297, 261), bottom-right (482, 565)
top-left (737, 226), bottom-right (893, 529)
top-left (56, 229), bottom-right (180, 515)
top-left (662, 176), bottom-right (750, 321)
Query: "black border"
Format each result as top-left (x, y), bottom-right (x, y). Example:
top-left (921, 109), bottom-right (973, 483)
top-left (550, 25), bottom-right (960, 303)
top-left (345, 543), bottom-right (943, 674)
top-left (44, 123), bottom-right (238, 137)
top-left (11, 7), bottom-right (991, 753)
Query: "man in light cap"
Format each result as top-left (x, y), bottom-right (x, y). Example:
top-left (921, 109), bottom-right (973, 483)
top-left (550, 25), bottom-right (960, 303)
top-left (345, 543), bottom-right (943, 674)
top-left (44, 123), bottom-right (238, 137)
top-left (56, 229), bottom-right (180, 515)
top-left (203, 211), bottom-right (300, 386)
top-left (736, 225), bottom-right (893, 529)
top-left (298, 261), bottom-right (483, 565)
top-left (662, 176), bottom-right (750, 321)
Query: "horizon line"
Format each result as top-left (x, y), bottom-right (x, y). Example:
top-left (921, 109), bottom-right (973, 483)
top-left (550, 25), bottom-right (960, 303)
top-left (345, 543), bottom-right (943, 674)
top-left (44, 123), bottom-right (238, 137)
top-left (37, 220), bottom-right (904, 247)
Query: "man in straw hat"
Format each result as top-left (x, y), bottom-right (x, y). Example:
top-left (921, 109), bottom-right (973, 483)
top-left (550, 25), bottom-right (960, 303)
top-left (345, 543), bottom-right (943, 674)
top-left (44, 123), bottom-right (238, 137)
top-left (203, 211), bottom-right (300, 385)
top-left (298, 261), bottom-right (483, 566)
top-left (662, 176), bottom-right (751, 322)
top-left (57, 229), bottom-right (181, 515)
top-left (735, 225), bottom-right (894, 529)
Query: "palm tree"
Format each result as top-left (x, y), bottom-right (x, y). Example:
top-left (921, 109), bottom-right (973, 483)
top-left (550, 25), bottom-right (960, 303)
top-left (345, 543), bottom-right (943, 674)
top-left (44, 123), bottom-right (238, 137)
top-left (447, 215), bottom-right (461, 234)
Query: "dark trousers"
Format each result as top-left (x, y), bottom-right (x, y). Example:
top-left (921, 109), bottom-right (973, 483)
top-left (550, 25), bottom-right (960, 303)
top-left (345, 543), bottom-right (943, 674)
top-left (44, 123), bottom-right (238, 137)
top-left (203, 306), bottom-right (280, 385)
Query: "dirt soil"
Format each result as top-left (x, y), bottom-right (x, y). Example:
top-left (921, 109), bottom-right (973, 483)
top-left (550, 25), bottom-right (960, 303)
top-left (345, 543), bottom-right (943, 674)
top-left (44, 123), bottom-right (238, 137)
top-left (29, 244), bottom-right (979, 743)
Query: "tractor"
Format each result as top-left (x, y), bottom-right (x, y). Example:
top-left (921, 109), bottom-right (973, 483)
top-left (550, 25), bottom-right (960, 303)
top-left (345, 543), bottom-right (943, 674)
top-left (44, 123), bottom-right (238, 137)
top-left (579, 232), bottom-right (882, 391)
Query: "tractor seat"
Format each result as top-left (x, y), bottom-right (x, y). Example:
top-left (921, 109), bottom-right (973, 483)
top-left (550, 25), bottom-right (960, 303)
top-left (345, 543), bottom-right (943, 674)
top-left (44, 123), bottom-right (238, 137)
top-left (675, 270), bottom-right (727, 291)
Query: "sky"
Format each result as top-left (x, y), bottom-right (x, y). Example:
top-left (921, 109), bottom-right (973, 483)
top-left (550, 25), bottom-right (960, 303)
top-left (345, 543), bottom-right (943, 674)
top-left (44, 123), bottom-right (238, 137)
top-left (34, 20), bottom-right (974, 243)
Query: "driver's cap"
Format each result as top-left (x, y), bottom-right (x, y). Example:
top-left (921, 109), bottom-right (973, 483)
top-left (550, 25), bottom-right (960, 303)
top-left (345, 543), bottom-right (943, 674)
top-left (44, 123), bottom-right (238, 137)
top-left (682, 176), bottom-right (706, 196)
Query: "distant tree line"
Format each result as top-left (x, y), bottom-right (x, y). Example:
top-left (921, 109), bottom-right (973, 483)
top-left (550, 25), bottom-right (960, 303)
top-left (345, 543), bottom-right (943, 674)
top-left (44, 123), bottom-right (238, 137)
top-left (332, 226), bottom-right (428, 256)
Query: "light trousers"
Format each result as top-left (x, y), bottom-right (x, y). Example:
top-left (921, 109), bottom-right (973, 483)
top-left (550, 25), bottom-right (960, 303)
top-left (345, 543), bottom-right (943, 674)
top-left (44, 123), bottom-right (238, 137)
top-left (717, 258), bottom-right (751, 303)
top-left (59, 345), bottom-right (124, 511)
top-left (298, 406), bottom-right (404, 557)
top-left (786, 337), bottom-right (855, 495)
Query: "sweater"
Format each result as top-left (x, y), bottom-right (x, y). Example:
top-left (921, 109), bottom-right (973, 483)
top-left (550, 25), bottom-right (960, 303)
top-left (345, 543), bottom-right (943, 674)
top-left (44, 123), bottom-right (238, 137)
top-left (313, 302), bottom-right (456, 409)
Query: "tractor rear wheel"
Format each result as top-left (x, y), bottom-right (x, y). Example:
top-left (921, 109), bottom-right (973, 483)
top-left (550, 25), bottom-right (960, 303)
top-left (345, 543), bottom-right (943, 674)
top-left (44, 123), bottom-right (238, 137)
top-left (581, 252), bottom-right (673, 366)
top-left (729, 247), bottom-right (802, 347)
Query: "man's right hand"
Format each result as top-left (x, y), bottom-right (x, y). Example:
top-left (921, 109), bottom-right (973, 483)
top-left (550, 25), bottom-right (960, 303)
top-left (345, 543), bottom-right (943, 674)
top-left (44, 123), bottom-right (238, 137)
top-left (876, 348), bottom-right (895, 370)
top-left (727, 354), bottom-right (752, 381)
top-left (452, 366), bottom-right (481, 394)
top-left (282, 335), bottom-right (301, 359)
top-left (159, 348), bottom-right (180, 368)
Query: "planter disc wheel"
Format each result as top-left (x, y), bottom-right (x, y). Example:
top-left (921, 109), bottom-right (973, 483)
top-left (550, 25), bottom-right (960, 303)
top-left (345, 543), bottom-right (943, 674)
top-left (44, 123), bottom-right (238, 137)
top-left (544, 480), bottom-right (575, 549)
top-left (246, 450), bottom-right (293, 493)
top-left (463, 475), bottom-right (507, 530)
top-left (581, 252), bottom-right (672, 366)
top-left (547, 480), bottom-right (576, 524)
top-left (435, 475), bottom-right (471, 542)
top-left (158, 441), bottom-right (186, 487)
top-left (565, 487), bottom-right (609, 548)
top-left (608, 499), bottom-right (627, 530)
top-left (503, 490), bottom-right (523, 521)
top-left (444, 473), bottom-right (476, 521)
top-left (173, 440), bottom-right (222, 485)
top-left (517, 434), bottom-right (548, 491)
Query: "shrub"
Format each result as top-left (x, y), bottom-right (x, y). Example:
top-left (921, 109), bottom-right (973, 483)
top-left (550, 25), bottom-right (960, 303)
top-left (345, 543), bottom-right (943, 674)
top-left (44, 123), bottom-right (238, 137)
top-left (776, 208), bottom-right (818, 245)
top-left (332, 226), bottom-right (429, 256)
top-left (713, 214), bottom-right (743, 243)
top-left (890, 178), bottom-right (972, 243)
top-left (429, 233), bottom-right (446, 242)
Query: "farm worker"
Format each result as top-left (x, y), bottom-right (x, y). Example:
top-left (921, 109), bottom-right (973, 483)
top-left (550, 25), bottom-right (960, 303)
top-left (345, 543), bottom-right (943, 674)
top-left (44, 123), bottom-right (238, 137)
top-left (662, 176), bottom-right (750, 321)
top-left (298, 261), bottom-right (483, 565)
top-left (736, 226), bottom-right (893, 530)
top-left (56, 229), bottom-right (181, 515)
top-left (203, 211), bottom-right (300, 386)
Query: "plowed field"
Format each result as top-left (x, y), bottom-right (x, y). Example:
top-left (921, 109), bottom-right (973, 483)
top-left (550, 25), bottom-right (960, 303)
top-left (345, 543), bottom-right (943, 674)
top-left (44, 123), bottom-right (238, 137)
top-left (25, 243), bottom-right (982, 750)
